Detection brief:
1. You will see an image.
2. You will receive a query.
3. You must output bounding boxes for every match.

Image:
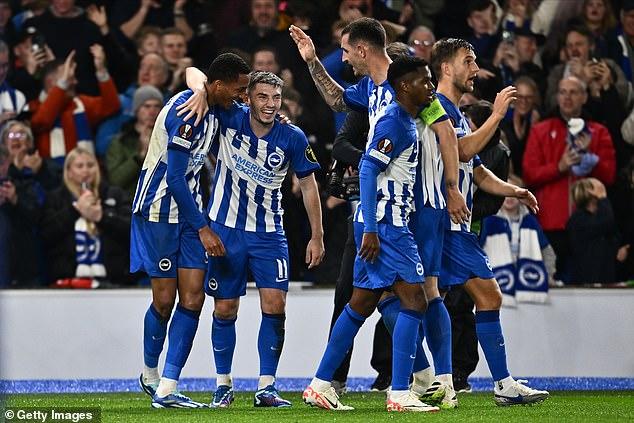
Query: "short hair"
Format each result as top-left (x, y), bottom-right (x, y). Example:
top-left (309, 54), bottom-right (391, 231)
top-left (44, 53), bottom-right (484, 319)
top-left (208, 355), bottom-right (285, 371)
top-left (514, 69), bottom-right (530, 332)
top-left (386, 41), bottom-right (412, 60)
top-left (560, 75), bottom-right (587, 93)
top-left (206, 52), bottom-right (251, 83)
top-left (570, 178), bottom-right (595, 209)
top-left (462, 100), bottom-right (493, 129)
top-left (282, 86), bottom-right (302, 105)
top-left (515, 75), bottom-right (541, 106)
top-left (467, 0), bottom-right (494, 15)
top-left (42, 59), bottom-right (65, 81)
top-left (247, 70), bottom-right (284, 93)
top-left (140, 52), bottom-right (170, 76)
top-left (160, 27), bottom-right (186, 39)
top-left (135, 26), bottom-right (162, 50)
top-left (408, 25), bottom-right (436, 44)
top-left (252, 45), bottom-right (278, 61)
top-left (565, 24), bottom-right (595, 46)
top-left (387, 55), bottom-right (428, 92)
top-left (1, 120), bottom-right (34, 150)
top-left (430, 38), bottom-right (475, 81)
top-left (342, 17), bottom-right (386, 50)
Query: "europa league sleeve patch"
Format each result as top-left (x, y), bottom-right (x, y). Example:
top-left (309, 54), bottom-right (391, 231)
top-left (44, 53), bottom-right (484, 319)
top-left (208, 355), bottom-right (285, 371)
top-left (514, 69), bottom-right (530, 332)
top-left (377, 138), bottom-right (393, 154)
top-left (178, 124), bottom-right (194, 139)
top-left (305, 145), bottom-right (318, 163)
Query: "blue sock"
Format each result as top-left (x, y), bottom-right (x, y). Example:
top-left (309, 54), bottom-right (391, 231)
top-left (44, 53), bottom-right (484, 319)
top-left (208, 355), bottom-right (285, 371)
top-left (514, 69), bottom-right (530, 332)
top-left (412, 323), bottom-right (430, 373)
top-left (475, 310), bottom-right (510, 381)
top-left (212, 314), bottom-right (237, 375)
top-left (258, 313), bottom-right (285, 376)
top-left (392, 309), bottom-right (424, 391)
top-left (143, 304), bottom-right (169, 368)
top-left (377, 296), bottom-right (400, 334)
top-left (315, 304), bottom-right (365, 382)
top-left (163, 304), bottom-right (200, 380)
top-left (423, 296), bottom-right (452, 375)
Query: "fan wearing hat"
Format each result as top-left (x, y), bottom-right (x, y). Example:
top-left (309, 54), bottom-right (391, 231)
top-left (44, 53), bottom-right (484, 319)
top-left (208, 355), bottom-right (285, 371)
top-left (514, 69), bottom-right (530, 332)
top-left (105, 85), bottom-right (163, 197)
top-left (607, 0), bottom-right (634, 83)
top-left (8, 25), bottom-right (55, 103)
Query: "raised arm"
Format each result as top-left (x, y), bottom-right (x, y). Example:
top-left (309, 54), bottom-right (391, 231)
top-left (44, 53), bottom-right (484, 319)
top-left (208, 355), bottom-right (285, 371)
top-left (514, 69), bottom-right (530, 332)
top-left (289, 25), bottom-right (349, 112)
top-left (298, 173), bottom-right (325, 269)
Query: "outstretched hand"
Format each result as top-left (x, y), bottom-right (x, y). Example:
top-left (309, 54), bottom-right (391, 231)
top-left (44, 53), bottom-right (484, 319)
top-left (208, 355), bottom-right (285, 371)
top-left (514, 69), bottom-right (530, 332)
top-left (289, 25), bottom-right (316, 63)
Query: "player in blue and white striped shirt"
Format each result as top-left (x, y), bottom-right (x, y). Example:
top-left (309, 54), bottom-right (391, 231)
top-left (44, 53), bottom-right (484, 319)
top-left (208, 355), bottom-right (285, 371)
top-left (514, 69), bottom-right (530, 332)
top-left (183, 69), bottom-right (325, 408)
top-left (131, 53), bottom-right (250, 409)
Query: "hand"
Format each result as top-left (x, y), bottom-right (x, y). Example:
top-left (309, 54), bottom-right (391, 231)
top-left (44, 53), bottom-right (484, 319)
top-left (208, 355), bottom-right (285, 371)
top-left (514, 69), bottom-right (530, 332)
top-left (502, 44), bottom-right (520, 72)
top-left (276, 113), bottom-right (292, 125)
top-left (0, 181), bottom-right (17, 206)
top-left (514, 187), bottom-right (539, 214)
top-left (595, 60), bottom-right (613, 89)
top-left (358, 232), bottom-right (380, 264)
top-left (0, 110), bottom-right (16, 124)
top-left (573, 132), bottom-right (591, 151)
top-left (445, 186), bottom-right (470, 224)
top-left (492, 85), bottom-right (517, 119)
top-left (476, 68), bottom-right (496, 80)
top-left (586, 177), bottom-right (607, 198)
top-left (174, 0), bottom-right (187, 11)
top-left (22, 151), bottom-right (43, 174)
top-left (569, 57), bottom-right (585, 79)
top-left (305, 237), bottom-right (325, 269)
top-left (176, 86), bottom-right (208, 126)
top-left (617, 244), bottom-right (630, 262)
top-left (289, 25), bottom-right (316, 63)
top-left (86, 4), bottom-right (108, 34)
top-left (198, 225), bottom-right (226, 257)
top-left (24, 46), bottom-right (50, 75)
top-left (75, 191), bottom-right (103, 222)
top-left (139, 125), bottom-right (152, 158)
top-left (141, 0), bottom-right (161, 11)
top-left (61, 50), bottom-right (77, 85)
top-left (90, 44), bottom-right (107, 74)
top-left (558, 145), bottom-right (580, 172)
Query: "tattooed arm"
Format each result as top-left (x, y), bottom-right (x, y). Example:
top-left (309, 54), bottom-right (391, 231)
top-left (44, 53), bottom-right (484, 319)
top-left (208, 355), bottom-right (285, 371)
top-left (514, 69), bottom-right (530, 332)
top-left (289, 25), bottom-right (350, 112)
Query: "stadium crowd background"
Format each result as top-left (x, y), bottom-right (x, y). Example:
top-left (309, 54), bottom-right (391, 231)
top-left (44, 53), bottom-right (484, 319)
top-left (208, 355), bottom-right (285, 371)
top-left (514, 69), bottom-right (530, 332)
top-left (0, 0), bottom-right (633, 288)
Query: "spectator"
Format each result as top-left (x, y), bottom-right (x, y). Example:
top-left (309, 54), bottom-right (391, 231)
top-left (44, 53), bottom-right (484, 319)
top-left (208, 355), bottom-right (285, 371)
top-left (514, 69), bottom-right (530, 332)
top-left (39, 146), bottom-right (133, 284)
top-left (0, 40), bottom-right (27, 127)
top-left (577, 0), bottom-right (617, 59)
top-left (110, 0), bottom-right (190, 45)
top-left (29, 47), bottom-right (120, 163)
top-left (0, 120), bottom-right (57, 286)
top-left (408, 25), bottom-right (435, 62)
top-left (612, 157), bottom-right (634, 281)
top-left (160, 27), bottom-right (192, 94)
top-left (105, 85), bottom-right (162, 197)
top-left (466, 0), bottom-right (500, 62)
top-left (500, 76), bottom-right (542, 179)
top-left (500, 0), bottom-right (533, 33)
top-left (523, 75), bottom-right (616, 282)
top-left (544, 25), bottom-right (631, 112)
top-left (0, 0), bottom-right (14, 44)
top-left (11, 0), bottom-right (49, 33)
top-left (567, 177), bottom-right (619, 284)
top-left (135, 25), bottom-right (162, 57)
top-left (608, 0), bottom-right (634, 82)
top-left (8, 25), bottom-right (55, 102)
top-left (24, 0), bottom-right (103, 95)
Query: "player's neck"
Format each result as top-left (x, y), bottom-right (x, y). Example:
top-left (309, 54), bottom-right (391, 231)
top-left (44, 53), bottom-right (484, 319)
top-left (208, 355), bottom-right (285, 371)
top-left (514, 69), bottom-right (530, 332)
top-left (395, 97), bottom-right (418, 118)
top-left (436, 81), bottom-right (461, 106)
top-left (250, 116), bottom-right (274, 138)
top-left (368, 54), bottom-right (391, 86)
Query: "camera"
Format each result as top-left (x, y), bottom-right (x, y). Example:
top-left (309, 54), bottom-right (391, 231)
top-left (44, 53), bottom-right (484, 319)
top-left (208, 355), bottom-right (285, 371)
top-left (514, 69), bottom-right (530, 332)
top-left (502, 30), bottom-right (515, 44)
top-left (327, 160), bottom-right (360, 201)
top-left (31, 32), bottom-right (46, 53)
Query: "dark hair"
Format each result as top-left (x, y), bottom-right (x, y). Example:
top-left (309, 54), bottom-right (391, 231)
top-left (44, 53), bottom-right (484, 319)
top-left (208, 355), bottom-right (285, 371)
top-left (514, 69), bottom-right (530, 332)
top-left (247, 70), bottom-right (284, 93)
top-left (387, 55), bottom-right (428, 92)
top-left (467, 0), bottom-right (494, 15)
top-left (565, 24), bottom-right (595, 46)
top-left (253, 45), bottom-right (278, 60)
top-left (342, 17), bottom-right (386, 50)
top-left (42, 59), bottom-right (65, 81)
top-left (206, 52), bottom-right (251, 83)
top-left (430, 38), bottom-right (475, 81)
top-left (386, 41), bottom-right (412, 60)
top-left (462, 100), bottom-right (492, 128)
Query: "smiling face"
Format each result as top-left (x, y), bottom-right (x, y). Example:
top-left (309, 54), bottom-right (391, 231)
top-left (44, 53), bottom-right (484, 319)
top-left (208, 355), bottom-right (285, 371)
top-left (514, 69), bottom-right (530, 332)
top-left (248, 82), bottom-right (282, 128)
top-left (212, 73), bottom-right (250, 110)
top-left (449, 47), bottom-right (479, 94)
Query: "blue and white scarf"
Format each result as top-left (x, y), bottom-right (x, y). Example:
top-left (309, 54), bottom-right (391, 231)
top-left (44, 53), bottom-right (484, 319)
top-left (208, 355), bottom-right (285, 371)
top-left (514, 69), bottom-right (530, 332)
top-left (74, 217), bottom-right (105, 279)
top-left (481, 207), bottom-right (549, 306)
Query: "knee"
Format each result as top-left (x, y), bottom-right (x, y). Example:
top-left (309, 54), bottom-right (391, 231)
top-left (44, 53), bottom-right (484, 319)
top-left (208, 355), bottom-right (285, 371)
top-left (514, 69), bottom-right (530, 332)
top-left (152, 297), bottom-right (175, 319)
top-left (475, 289), bottom-right (502, 311)
top-left (400, 291), bottom-right (427, 313)
top-left (263, 296), bottom-right (286, 315)
top-left (179, 291), bottom-right (205, 311)
top-left (214, 300), bottom-right (239, 320)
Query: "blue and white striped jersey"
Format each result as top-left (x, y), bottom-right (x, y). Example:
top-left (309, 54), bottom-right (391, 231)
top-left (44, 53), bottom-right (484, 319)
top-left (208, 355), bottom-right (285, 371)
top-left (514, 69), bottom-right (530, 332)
top-left (132, 90), bottom-right (216, 224)
top-left (436, 93), bottom-right (482, 232)
top-left (343, 76), bottom-right (394, 149)
top-left (354, 101), bottom-right (418, 227)
top-left (208, 103), bottom-right (320, 232)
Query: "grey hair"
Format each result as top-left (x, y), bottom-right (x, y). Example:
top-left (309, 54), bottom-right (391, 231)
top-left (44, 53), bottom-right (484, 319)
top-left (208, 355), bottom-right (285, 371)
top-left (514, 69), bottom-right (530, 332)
top-left (1, 120), bottom-right (34, 150)
top-left (247, 70), bottom-right (284, 93)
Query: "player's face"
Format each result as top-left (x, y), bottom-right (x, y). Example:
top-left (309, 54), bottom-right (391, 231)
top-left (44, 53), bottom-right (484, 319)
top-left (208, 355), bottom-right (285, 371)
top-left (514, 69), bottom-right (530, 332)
top-left (248, 82), bottom-right (282, 127)
top-left (341, 34), bottom-right (368, 77)
top-left (215, 73), bottom-right (249, 109)
top-left (450, 47), bottom-right (479, 94)
top-left (67, 152), bottom-right (98, 187)
top-left (408, 66), bottom-right (435, 106)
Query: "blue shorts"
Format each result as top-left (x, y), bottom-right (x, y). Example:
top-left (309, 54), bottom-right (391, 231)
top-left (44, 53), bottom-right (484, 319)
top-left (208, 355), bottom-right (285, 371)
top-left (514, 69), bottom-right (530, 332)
top-left (353, 222), bottom-right (424, 290)
top-left (130, 214), bottom-right (207, 278)
top-left (409, 206), bottom-right (446, 276)
top-left (204, 221), bottom-right (289, 299)
top-left (439, 230), bottom-right (494, 291)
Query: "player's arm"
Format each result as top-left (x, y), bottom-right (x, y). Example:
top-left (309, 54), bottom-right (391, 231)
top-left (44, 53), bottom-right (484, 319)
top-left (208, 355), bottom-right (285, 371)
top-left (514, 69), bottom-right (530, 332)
top-left (298, 173), bottom-right (325, 269)
top-left (358, 159), bottom-right (381, 263)
top-left (423, 98), bottom-right (469, 224)
top-left (474, 164), bottom-right (539, 214)
top-left (176, 66), bottom-right (209, 126)
top-left (458, 86), bottom-right (517, 161)
top-left (289, 25), bottom-right (349, 112)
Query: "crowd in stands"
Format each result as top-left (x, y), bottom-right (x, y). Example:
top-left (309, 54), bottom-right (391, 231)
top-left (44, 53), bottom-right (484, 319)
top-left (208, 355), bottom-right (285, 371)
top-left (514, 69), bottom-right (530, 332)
top-left (0, 0), bottom-right (633, 288)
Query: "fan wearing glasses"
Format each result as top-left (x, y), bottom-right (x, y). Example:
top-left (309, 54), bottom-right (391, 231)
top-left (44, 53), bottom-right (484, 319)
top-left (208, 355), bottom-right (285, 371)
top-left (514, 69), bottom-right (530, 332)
top-left (408, 26), bottom-right (436, 62)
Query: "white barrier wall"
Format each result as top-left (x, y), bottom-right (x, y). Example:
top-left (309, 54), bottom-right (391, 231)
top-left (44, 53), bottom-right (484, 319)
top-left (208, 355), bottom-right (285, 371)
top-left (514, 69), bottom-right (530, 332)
top-left (1, 287), bottom-right (633, 380)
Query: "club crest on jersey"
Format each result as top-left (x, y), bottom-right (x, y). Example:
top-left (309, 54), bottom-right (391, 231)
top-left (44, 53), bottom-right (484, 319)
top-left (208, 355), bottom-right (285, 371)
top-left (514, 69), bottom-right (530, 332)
top-left (377, 138), bottom-right (393, 154)
top-left (178, 124), bottom-right (193, 139)
top-left (208, 278), bottom-right (218, 291)
top-left (267, 152), bottom-right (283, 169)
top-left (416, 262), bottom-right (424, 276)
top-left (158, 258), bottom-right (172, 272)
top-left (305, 146), bottom-right (318, 163)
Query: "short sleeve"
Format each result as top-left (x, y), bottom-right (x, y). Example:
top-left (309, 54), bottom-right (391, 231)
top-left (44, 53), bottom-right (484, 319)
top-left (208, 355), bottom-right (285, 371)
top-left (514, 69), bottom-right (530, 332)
top-left (288, 126), bottom-right (321, 178)
top-left (343, 77), bottom-right (371, 112)
top-left (362, 111), bottom-right (411, 171)
top-left (165, 91), bottom-right (207, 153)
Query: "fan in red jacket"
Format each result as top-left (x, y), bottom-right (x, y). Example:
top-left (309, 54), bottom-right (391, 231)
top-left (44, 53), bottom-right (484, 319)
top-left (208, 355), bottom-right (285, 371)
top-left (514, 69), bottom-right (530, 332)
top-left (29, 46), bottom-right (120, 163)
top-left (523, 75), bottom-right (616, 278)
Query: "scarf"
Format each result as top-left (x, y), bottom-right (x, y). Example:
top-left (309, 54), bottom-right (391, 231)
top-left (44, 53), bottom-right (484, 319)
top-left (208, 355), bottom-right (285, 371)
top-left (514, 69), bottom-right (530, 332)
top-left (481, 208), bottom-right (549, 305)
top-left (74, 216), bottom-right (106, 279)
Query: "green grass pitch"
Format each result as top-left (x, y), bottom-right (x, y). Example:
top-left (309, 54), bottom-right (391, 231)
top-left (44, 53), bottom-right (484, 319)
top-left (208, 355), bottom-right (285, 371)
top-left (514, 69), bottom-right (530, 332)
top-left (4, 390), bottom-right (634, 422)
